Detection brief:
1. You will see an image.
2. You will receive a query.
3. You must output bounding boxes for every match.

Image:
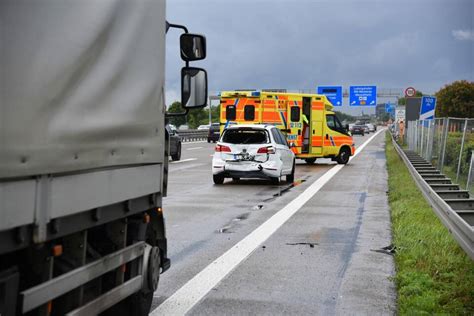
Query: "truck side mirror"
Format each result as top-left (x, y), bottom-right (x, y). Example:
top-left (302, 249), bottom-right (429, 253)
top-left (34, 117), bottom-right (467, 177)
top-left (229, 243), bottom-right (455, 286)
top-left (181, 67), bottom-right (208, 108)
top-left (180, 34), bottom-right (206, 61)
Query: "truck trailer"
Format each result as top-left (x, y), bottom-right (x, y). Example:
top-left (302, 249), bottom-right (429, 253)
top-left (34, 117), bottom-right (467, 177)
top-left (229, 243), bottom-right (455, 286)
top-left (0, 1), bottom-right (207, 315)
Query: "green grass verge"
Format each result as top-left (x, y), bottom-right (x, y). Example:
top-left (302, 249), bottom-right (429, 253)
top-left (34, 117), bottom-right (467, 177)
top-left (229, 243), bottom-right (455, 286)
top-left (385, 132), bottom-right (474, 315)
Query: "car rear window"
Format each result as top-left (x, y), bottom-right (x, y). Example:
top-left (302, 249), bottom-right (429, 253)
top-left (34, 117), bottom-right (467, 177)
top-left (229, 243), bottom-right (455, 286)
top-left (222, 129), bottom-right (268, 144)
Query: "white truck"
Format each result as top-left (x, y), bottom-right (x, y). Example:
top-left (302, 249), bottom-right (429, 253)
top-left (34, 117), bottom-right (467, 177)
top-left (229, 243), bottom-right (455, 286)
top-left (0, 1), bottom-right (207, 315)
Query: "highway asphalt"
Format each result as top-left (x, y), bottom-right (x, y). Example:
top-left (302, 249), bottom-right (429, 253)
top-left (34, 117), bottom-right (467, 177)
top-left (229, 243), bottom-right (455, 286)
top-left (150, 130), bottom-right (395, 315)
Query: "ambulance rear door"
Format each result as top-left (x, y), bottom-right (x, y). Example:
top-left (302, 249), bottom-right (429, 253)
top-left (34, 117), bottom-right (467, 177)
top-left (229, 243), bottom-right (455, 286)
top-left (310, 98), bottom-right (324, 155)
top-left (220, 95), bottom-right (260, 132)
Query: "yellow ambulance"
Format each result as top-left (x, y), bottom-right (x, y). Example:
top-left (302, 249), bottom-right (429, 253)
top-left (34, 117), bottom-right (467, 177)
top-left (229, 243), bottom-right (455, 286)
top-left (219, 90), bottom-right (355, 164)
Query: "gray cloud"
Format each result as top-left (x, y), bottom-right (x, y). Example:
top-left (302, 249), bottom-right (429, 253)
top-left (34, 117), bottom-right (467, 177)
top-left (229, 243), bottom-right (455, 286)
top-left (452, 29), bottom-right (474, 41)
top-left (165, 0), bottom-right (473, 114)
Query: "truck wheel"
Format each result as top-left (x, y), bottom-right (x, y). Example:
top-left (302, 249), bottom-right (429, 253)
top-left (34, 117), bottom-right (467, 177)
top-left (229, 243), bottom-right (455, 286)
top-left (213, 175), bottom-right (224, 184)
top-left (171, 143), bottom-right (181, 161)
top-left (304, 158), bottom-right (316, 165)
top-left (286, 161), bottom-right (295, 183)
top-left (336, 147), bottom-right (351, 165)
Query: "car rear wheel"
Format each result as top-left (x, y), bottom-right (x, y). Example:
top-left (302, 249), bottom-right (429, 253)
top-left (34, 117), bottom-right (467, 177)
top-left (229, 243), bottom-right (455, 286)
top-left (336, 147), bottom-right (351, 165)
top-left (232, 177), bottom-right (240, 182)
top-left (213, 175), bottom-right (224, 184)
top-left (270, 177), bottom-right (279, 185)
top-left (286, 161), bottom-right (295, 183)
top-left (304, 158), bottom-right (316, 165)
top-left (171, 143), bottom-right (181, 161)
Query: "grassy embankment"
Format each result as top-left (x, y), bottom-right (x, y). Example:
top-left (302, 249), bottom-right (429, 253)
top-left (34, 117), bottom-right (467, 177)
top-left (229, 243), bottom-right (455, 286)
top-left (385, 132), bottom-right (474, 314)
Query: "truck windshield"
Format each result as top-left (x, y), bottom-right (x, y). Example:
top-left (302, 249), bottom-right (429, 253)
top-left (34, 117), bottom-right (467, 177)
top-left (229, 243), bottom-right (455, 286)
top-left (222, 129), bottom-right (269, 144)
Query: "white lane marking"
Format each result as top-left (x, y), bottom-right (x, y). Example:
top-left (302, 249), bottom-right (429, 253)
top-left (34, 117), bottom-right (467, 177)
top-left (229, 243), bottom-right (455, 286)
top-left (151, 129), bottom-right (384, 316)
top-left (186, 147), bottom-right (203, 151)
top-left (169, 163), bottom-right (206, 173)
top-left (170, 158), bottom-right (197, 164)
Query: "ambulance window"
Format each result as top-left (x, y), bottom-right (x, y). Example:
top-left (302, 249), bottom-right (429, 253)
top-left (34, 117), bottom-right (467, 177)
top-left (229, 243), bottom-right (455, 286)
top-left (326, 115), bottom-right (336, 129)
top-left (334, 115), bottom-right (343, 129)
top-left (244, 105), bottom-right (255, 121)
top-left (226, 105), bottom-right (236, 121)
top-left (290, 106), bottom-right (300, 122)
top-left (326, 114), bottom-right (343, 131)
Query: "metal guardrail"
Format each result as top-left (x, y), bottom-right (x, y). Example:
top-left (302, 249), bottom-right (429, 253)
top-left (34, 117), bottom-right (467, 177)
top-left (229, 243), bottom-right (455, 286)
top-left (390, 133), bottom-right (474, 260)
top-left (177, 129), bottom-right (208, 142)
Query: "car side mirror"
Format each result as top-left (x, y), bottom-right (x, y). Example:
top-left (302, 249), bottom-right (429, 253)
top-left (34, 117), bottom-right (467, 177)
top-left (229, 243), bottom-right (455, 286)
top-left (180, 33), bottom-right (206, 61)
top-left (181, 67), bottom-right (208, 108)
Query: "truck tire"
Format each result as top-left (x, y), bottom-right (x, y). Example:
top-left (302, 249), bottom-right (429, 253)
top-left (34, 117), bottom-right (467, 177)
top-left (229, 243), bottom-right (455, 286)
top-left (171, 143), bottom-right (181, 161)
top-left (286, 161), bottom-right (295, 183)
top-left (304, 158), bottom-right (316, 165)
top-left (213, 175), bottom-right (224, 184)
top-left (336, 147), bottom-right (351, 165)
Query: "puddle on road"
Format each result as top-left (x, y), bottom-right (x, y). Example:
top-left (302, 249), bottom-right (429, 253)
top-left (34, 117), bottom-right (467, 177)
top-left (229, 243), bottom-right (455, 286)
top-left (217, 212), bottom-right (250, 234)
top-left (217, 177), bottom-right (311, 234)
top-left (233, 213), bottom-right (249, 221)
top-left (252, 204), bottom-right (264, 210)
top-left (286, 242), bottom-right (318, 248)
top-left (263, 177), bottom-right (308, 202)
top-left (217, 225), bottom-right (232, 234)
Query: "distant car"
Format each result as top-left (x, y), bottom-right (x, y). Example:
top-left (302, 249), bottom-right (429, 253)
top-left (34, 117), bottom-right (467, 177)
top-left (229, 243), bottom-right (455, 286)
top-left (366, 123), bottom-right (376, 132)
top-left (166, 124), bottom-right (181, 161)
top-left (178, 124), bottom-right (189, 130)
top-left (207, 123), bottom-right (220, 143)
top-left (350, 124), bottom-right (365, 136)
top-left (197, 124), bottom-right (210, 130)
top-left (212, 124), bottom-right (295, 185)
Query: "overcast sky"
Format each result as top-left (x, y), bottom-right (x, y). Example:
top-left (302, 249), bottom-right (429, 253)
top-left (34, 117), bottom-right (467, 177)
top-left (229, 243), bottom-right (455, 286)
top-left (165, 0), bottom-right (473, 114)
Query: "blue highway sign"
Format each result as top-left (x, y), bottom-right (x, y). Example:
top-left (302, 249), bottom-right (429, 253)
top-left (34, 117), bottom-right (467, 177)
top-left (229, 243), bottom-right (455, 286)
top-left (349, 86), bottom-right (377, 106)
top-left (420, 96), bottom-right (436, 120)
top-left (385, 102), bottom-right (395, 114)
top-left (317, 86), bottom-right (342, 106)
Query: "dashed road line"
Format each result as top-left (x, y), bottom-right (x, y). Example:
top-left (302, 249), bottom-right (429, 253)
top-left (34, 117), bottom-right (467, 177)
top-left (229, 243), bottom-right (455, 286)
top-left (170, 158), bottom-right (197, 164)
top-left (186, 147), bottom-right (203, 151)
top-left (182, 141), bottom-right (208, 144)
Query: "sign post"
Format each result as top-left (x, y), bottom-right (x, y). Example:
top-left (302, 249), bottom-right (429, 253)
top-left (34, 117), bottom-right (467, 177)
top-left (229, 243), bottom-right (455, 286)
top-left (317, 86), bottom-right (342, 106)
top-left (349, 86), bottom-right (377, 106)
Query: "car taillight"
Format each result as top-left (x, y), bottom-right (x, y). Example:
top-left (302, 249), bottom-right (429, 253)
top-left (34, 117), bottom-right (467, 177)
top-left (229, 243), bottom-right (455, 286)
top-left (257, 146), bottom-right (275, 154)
top-left (215, 144), bottom-right (231, 152)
